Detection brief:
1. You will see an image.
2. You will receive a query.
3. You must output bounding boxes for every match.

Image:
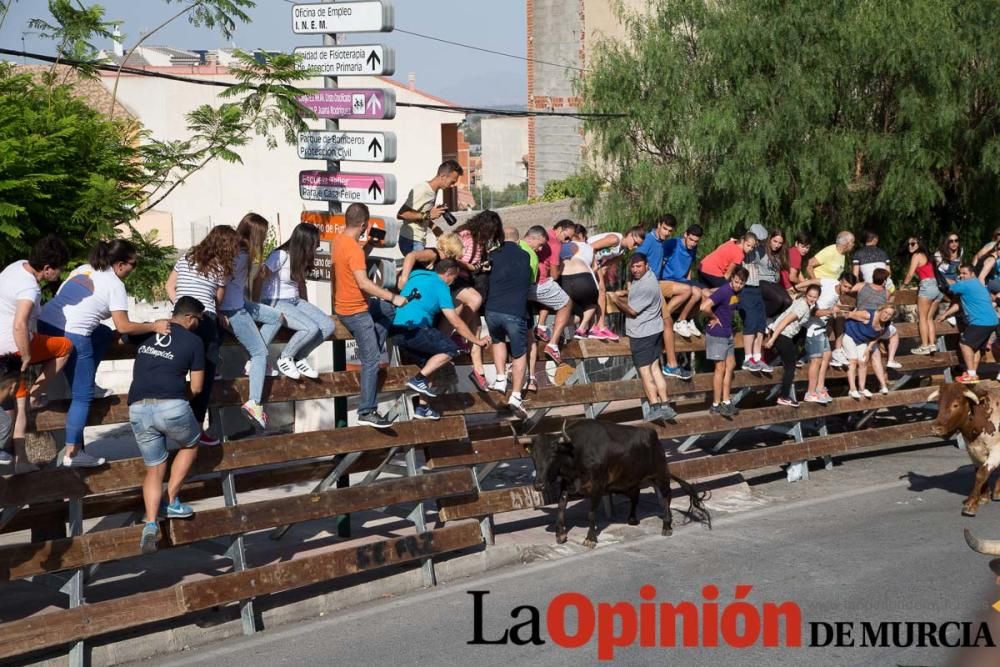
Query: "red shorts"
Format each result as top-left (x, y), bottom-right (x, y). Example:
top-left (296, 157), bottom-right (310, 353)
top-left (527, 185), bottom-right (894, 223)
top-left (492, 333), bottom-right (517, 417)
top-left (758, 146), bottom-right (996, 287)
top-left (14, 334), bottom-right (73, 398)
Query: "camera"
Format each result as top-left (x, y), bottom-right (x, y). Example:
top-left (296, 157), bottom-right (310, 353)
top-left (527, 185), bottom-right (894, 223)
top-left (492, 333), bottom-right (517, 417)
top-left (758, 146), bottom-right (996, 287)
top-left (442, 211), bottom-right (457, 226)
top-left (368, 227), bottom-right (386, 242)
top-left (407, 288), bottom-right (422, 301)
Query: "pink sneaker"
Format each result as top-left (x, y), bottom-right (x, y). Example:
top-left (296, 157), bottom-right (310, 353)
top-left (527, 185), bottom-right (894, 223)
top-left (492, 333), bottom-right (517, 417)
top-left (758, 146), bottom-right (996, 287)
top-left (587, 328), bottom-right (609, 340)
top-left (574, 328), bottom-right (588, 340)
top-left (598, 327), bottom-right (620, 342)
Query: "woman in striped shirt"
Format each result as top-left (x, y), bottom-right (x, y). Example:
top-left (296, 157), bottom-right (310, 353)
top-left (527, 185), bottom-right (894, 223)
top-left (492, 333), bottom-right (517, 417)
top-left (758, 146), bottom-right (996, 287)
top-left (165, 225), bottom-right (240, 444)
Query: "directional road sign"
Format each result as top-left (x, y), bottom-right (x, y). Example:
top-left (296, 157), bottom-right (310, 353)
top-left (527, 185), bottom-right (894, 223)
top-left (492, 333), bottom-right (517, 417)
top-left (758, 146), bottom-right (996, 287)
top-left (298, 88), bottom-right (396, 120)
top-left (298, 130), bottom-right (397, 163)
top-left (291, 1), bottom-right (394, 34)
top-left (299, 171), bottom-right (397, 206)
top-left (294, 45), bottom-right (395, 76)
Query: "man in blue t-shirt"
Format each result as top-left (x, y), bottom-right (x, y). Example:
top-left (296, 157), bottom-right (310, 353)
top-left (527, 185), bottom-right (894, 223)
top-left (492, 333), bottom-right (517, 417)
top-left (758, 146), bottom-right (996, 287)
top-left (484, 228), bottom-right (533, 419)
top-left (127, 296), bottom-right (207, 554)
top-left (390, 259), bottom-right (488, 418)
top-left (659, 224), bottom-right (704, 380)
top-left (938, 264), bottom-right (1000, 383)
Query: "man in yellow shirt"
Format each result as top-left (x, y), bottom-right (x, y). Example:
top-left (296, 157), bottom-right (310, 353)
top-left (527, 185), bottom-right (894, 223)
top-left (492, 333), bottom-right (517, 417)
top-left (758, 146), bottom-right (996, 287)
top-left (396, 160), bottom-right (464, 255)
top-left (808, 231), bottom-right (855, 280)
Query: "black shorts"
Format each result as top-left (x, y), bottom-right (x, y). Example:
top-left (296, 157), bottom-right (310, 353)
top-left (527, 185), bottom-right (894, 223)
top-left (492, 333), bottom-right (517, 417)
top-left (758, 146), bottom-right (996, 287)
top-left (629, 332), bottom-right (663, 367)
top-left (961, 324), bottom-right (997, 351)
top-left (698, 271), bottom-right (727, 289)
top-left (558, 273), bottom-right (599, 310)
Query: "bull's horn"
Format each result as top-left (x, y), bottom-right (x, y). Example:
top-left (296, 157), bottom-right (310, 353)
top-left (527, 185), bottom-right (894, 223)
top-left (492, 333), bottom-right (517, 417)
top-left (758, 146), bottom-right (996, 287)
top-left (927, 390), bottom-right (939, 402)
top-left (561, 419), bottom-right (570, 442)
top-left (964, 390), bottom-right (981, 405)
top-left (965, 528), bottom-right (1000, 556)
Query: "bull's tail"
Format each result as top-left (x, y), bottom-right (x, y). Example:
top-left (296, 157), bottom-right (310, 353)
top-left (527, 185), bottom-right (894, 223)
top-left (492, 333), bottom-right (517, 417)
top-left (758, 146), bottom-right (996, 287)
top-left (672, 473), bottom-right (712, 529)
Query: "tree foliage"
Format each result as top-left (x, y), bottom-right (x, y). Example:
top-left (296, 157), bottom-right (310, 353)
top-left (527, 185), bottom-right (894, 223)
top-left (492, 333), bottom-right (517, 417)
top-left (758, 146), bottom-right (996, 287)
top-left (576, 0), bottom-right (1000, 251)
top-left (0, 1), bottom-right (312, 301)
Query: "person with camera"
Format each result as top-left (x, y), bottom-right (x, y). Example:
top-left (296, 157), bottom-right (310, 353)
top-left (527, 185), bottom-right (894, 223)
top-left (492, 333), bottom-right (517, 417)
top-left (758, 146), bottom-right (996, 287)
top-left (396, 160), bottom-right (464, 255)
top-left (334, 203), bottom-right (409, 429)
top-left (390, 259), bottom-right (489, 420)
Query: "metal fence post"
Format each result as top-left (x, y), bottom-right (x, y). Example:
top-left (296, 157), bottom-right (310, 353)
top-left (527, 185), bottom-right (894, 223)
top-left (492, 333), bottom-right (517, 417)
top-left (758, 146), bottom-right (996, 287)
top-left (222, 472), bottom-right (260, 635)
top-left (404, 447), bottom-right (436, 586)
top-left (67, 497), bottom-right (86, 667)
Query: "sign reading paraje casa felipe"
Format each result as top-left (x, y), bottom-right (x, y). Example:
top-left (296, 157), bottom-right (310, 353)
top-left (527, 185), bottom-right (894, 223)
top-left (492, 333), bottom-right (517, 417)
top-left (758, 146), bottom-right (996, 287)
top-left (291, 1), bottom-right (394, 35)
top-left (297, 130), bottom-right (397, 163)
top-left (294, 45), bottom-right (395, 76)
top-left (298, 89), bottom-right (396, 120)
top-left (300, 171), bottom-right (397, 206)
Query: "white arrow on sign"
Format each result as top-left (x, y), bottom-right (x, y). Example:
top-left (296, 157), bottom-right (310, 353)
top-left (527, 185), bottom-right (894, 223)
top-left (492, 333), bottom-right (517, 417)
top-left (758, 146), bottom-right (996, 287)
top-left (297, 130), bottom-right (397, 163)
top-left (293, 45), bottom-right (395, 76)
top-left (291, 1), bottom-right (394, 35)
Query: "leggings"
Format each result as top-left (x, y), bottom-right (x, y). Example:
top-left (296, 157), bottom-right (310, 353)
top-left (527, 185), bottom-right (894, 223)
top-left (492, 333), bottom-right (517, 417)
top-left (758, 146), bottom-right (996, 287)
top-left (558, 273), bottom-right (599, 311)
top-left (761, 280), bottom-right (793, 318)
top-left (774, 334), bottom-right (799, 400)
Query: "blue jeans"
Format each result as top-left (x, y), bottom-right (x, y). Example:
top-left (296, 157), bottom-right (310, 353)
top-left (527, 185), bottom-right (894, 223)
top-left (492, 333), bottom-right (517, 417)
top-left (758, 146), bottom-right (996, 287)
top-left (261, 298), bottom-right (336, 360)
top-left (398, 237), bottom-right (425, 256)
top-left (339, 301), bottom-right (392, 415)
top-left (38, 321), bottom-right (114, 447)
top-left (221, 302), bottom-right (283, 403)
top-left (129, 399), bottom-right (201, 466)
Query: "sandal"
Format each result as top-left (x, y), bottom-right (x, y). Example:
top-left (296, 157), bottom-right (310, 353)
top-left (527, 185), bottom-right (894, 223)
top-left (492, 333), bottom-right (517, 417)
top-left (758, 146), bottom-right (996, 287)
top-left (525, 376), bottom-right (538, 394)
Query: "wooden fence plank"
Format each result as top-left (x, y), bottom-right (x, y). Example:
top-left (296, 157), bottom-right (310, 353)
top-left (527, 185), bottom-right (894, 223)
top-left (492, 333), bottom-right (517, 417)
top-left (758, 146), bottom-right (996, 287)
top-left (0, 469), bottom-right (475, 581)
top-left (0, 417), bottom-right (467, 506)
top-left (0, 522), bottom-right (483, 660)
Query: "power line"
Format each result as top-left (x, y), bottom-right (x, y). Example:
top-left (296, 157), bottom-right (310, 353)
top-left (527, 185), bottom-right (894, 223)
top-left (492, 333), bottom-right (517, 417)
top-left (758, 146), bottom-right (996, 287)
top-left (0, 47), bottom-right (625, 119)
top-left (391, 28), bottom-right (589, 74)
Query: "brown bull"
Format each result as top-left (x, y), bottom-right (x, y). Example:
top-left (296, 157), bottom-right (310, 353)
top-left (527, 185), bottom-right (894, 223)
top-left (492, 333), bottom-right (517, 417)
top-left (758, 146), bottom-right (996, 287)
top-left (930, 381), bottom-right (1000, 516)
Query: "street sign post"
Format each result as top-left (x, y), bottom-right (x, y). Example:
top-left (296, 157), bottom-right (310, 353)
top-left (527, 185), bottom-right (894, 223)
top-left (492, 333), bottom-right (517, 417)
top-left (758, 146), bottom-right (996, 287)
top-left (298, 130), bottom-right (397, 162)
top-left (300, 171), bottom-right (397, 205)
top-left (291, 1), bottom-right (394, 35)
top-left (298, 88), bottom-right (396, 120)
top-left (294, 45), bottom-right (395, 76)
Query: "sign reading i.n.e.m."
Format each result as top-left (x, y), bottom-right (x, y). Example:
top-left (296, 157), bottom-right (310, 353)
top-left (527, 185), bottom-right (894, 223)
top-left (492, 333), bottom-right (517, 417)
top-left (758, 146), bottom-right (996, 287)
top-left (291, 1), bottom-right (394, 35)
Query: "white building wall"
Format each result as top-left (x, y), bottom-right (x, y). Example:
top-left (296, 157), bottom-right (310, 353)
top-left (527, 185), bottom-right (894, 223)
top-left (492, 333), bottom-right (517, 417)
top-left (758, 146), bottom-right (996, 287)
top-left (480, 116), bottom-right (529, 190)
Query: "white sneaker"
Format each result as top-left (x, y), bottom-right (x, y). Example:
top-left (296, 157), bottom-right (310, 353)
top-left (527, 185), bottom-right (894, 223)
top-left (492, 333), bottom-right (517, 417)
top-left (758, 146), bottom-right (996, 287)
top-left (861, 389), bottom-right (873, 399)
top-left (275, 357), bottom-right (301, 380)
top-left (672, 320), bottom-right (691, 337)
top-left (879, 386), bottom-right (889, 395)
top-left (946, 316), bottom-right (957, 326)
top-left (886, 360), bottom-right (902, 369)
top-left (60, 451), bottom-right (107, 468)
top-left (849, 390), bottom-right (861, 400)
top-left (685, 320), bottom-right (702, 337)
top-left (93, 385), bottom-right (115, 399)
top-left (294, 358), bottom-right (320, 379)
top-left (490, 379), bottom-right (508, 394)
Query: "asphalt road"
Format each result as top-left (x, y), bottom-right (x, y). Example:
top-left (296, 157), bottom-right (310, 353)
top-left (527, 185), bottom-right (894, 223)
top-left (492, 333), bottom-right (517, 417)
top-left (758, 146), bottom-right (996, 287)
top-left (149, 447), bottom-right (1000, 667)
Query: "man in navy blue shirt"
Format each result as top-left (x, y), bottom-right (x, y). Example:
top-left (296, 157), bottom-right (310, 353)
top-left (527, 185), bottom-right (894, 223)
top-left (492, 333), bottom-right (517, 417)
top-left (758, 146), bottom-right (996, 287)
top-left (937, 263), bottom-right (1000, 383)
top-left (128, 296), bottom-right (207, 554)
top-left (659, 224), bottom-right (703, 380)
top-left (485, 228), bottom-right (533, 419)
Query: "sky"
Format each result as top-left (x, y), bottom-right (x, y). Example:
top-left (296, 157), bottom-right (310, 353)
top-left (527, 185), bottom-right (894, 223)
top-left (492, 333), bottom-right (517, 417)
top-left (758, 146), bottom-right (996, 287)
top-left (0, 0), bottom-right (528, 107)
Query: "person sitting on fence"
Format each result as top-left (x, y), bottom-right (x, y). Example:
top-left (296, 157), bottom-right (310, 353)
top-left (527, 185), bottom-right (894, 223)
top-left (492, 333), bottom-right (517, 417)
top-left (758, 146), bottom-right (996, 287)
top-left (453, 211), bottom-right (503, 391)
top-left (257, 222), bottom-right (336, 380)
top-left (765, 284), bottom-right (821, 408)
top-left (784, 231), bottom-right (811, 288)
top-left (335, 203), bottom-right (410, 430)
top-left (396, 159), bottom-right (463, 256)
top-left (698, 232), bottom-right (758, 290)
top-left (0, 235), bottom-right (71, 473)
top-left (701, 266), bottom-right (748, 419)
top-left (609, 253), bottom-right (677, 422)
top-left (128, 296), bottom-right (207, 554)
top-left (518, 227), bottom-right (545, 394)
top-left (39, 239), bottom-right (171, 468)
top-left (936, 263), bottom-right (999, 384)
top-left (218, 214), bottom-right (286, 429)
top-left (807, 230), bottom-right (855, 282)
top-left (587, 225), bottom-right (644, 340)
top-left (166, 225), bottom-right (241, 446)
top-left (485, 228), bottom-right (533, 420)
top-left (389, 259), bottom-right (488, 420)
top-left (848, 268), bottom-right (901, 370)
top-left (532, 219), bottom-right (579, 364)
top-left (661, 224), bottom-right (704, 341)
top-left (934, 232), bottom-right (963, 285)
top-left (798, 272), bottom-right (855, 394)
top-left (852, 230), bottom-right (894, 289)
top-left (739, 226), bottom-right (776, 374)
top-left (0, 354), bottom-right (22, 468)
top-left (843, 303), bottom-right (895, 400)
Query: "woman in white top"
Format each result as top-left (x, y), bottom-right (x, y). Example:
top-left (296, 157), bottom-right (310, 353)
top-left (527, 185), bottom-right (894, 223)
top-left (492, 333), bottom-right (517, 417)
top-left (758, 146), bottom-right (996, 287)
top-left (558, 224), bottom-right (602, 339)
top-left (38, 239), bottom-right (170, 468)
top-left (257, 223), bottom-right (336, 379)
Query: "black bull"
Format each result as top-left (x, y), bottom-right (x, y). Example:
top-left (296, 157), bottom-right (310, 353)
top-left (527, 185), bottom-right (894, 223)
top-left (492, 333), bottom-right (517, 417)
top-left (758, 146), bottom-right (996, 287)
top-left (523, 419), bottom-right (710, 548)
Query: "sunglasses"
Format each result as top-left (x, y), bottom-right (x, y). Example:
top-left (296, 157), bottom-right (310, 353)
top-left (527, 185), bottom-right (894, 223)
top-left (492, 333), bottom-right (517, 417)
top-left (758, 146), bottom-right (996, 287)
top-left (948, 238), bottom-right (959, 243)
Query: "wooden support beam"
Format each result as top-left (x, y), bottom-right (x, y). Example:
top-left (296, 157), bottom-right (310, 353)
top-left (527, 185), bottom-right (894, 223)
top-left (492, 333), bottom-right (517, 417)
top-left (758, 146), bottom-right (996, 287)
top-left (0, 469), bottom-right (475, 581)
top-left (0, 418), bottom-right (467, 506)
top-left (0, 522), bottom-right (484, 660)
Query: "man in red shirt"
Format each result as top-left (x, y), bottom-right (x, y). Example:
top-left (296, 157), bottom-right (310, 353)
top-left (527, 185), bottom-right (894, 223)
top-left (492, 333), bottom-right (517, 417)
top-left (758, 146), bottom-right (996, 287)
top-left (531, 219), bottom-right (576, 363)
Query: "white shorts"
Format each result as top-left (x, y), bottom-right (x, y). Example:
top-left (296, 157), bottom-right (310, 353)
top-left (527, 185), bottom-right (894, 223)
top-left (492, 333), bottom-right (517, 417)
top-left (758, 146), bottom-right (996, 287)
top-left (841, 335), bottom-right (869, 362)
top-left (529, 280), bottom-right (570, 310)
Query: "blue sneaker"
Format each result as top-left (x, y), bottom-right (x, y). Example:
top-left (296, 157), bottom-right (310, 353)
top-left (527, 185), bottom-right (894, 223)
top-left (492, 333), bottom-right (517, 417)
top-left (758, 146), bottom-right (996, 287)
top-left (406, 375), bottom-right (438, 397)
top-left (662, 365), bottom-right (693, 380)
top-left (159, 498), bottom-right (194, 519)
top-left (414, 405), bottom-right (440, 420)
top-left (140, 521), bottom-right (159, 554)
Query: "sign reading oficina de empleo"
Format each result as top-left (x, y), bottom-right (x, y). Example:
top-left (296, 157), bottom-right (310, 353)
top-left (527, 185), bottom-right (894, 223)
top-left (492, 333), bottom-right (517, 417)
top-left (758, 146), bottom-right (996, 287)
top-left (291, 1), bottom-right (394, 35)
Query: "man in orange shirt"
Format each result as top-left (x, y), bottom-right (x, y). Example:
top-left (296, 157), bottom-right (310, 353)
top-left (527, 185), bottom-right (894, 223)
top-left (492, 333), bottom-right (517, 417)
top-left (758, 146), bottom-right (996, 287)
top-left (334, 203), bottom-right (409, 429)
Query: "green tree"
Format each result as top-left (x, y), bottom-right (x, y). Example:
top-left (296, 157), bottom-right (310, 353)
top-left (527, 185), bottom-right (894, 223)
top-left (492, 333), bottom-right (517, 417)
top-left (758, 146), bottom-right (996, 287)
top-left (0, 0), bottom-right (312, 301)
top-left (575, 0), bottom-right (1000, 252)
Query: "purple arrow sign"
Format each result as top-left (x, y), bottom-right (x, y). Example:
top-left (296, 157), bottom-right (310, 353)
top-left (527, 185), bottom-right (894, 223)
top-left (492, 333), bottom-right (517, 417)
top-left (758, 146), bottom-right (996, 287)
top-left (299, 171), bottom-right (397, 205)
top-left (297, 88), bottom-right (396, 120)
